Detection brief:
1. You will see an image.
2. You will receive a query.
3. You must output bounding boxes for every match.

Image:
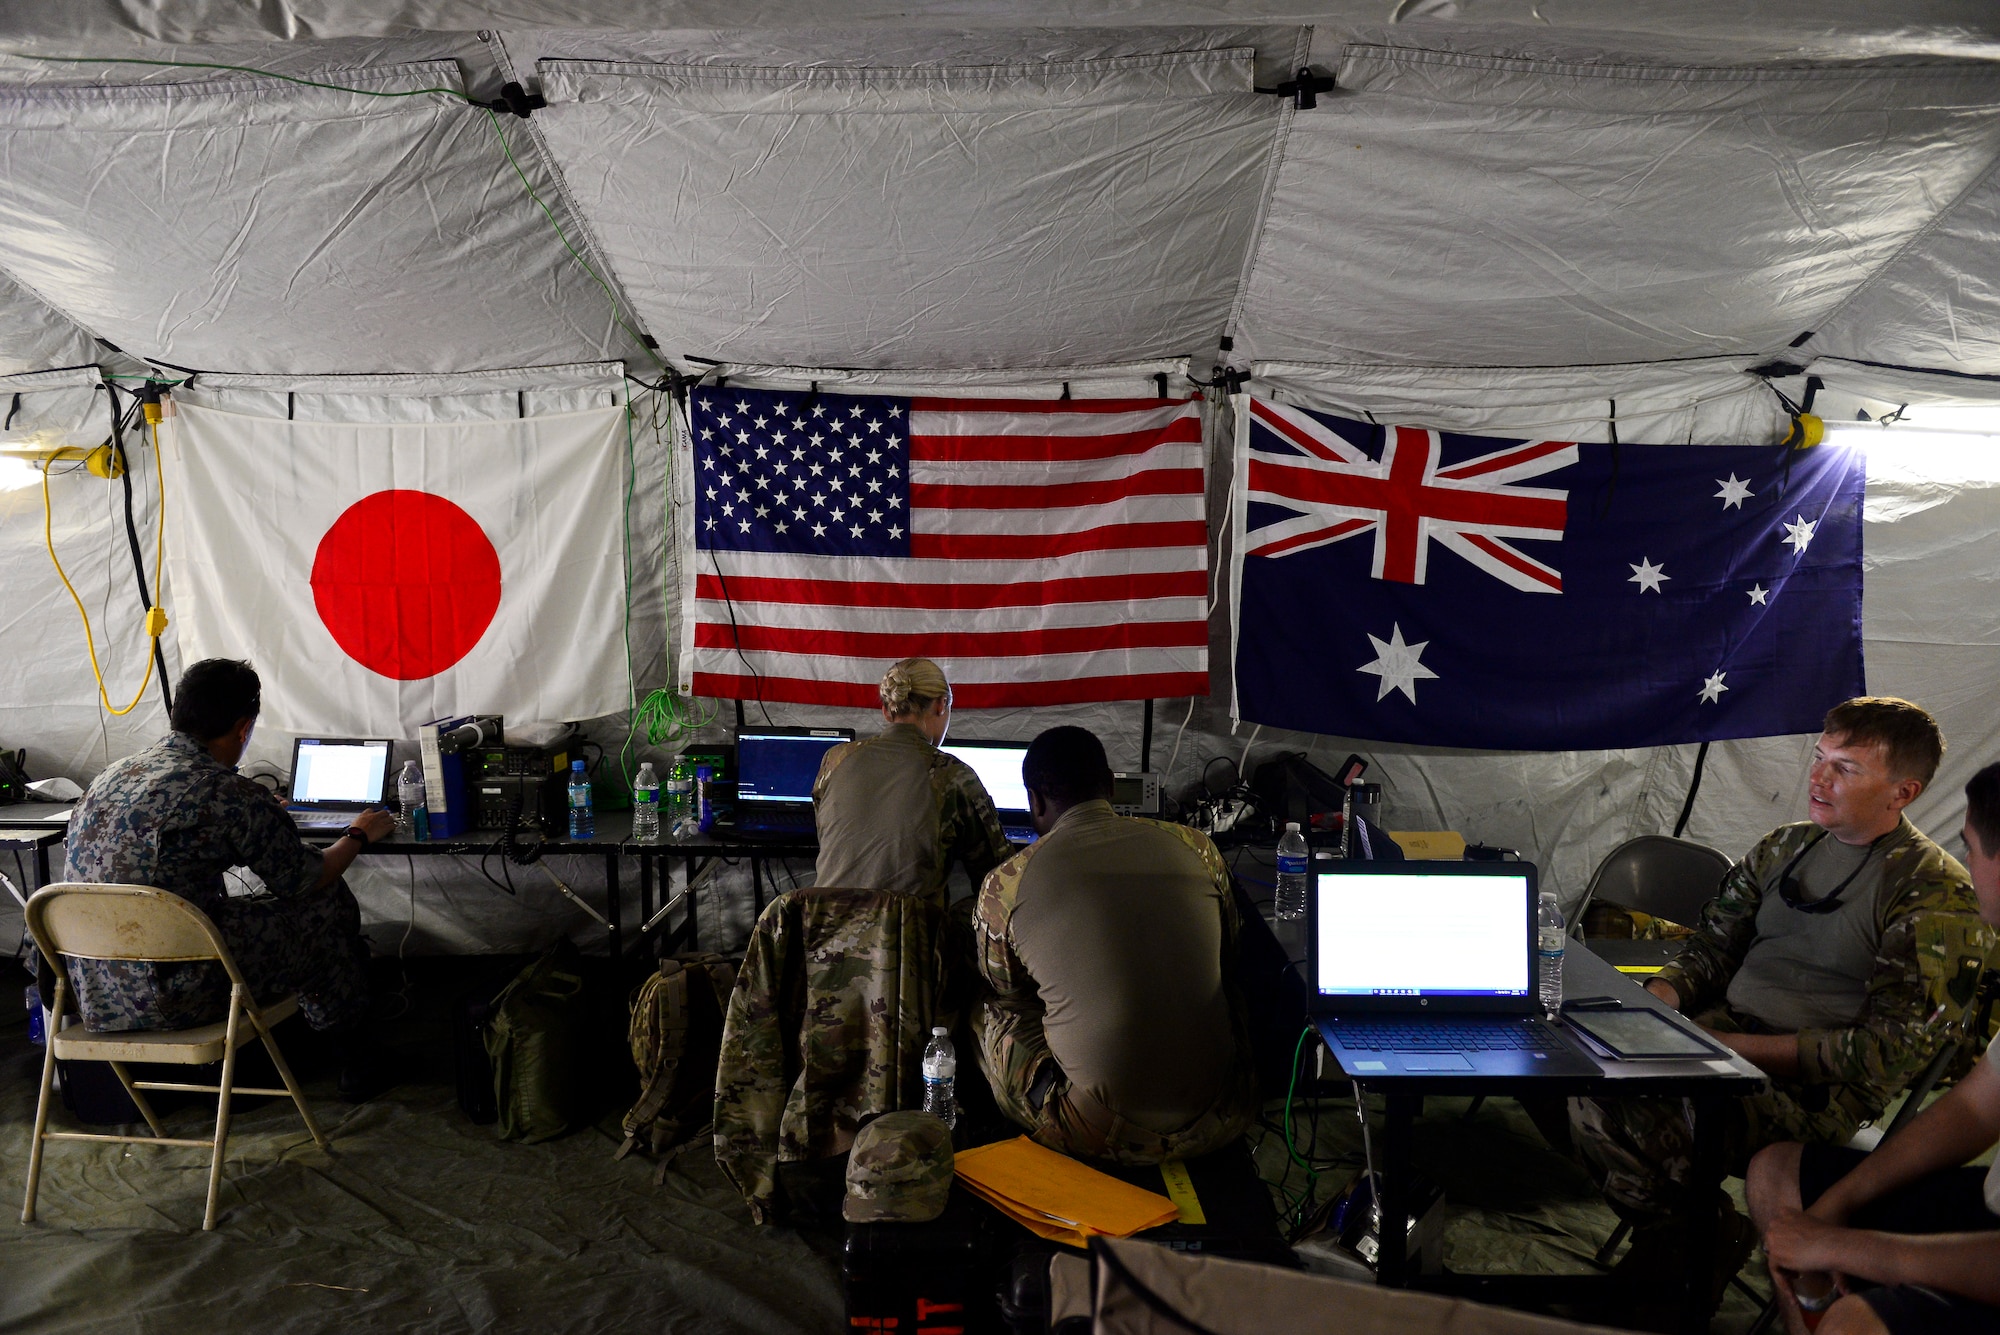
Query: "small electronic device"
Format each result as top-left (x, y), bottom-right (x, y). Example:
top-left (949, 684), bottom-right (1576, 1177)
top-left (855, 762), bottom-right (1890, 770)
top-left (475, 773), bottom-right (563, 832)
top-left (1564, 1007), bottom-right (1728, 1061)
top-left (1110, 771), bottom-right (1160, 817)
top-left (1310, 861), bottom-right (1596, 1077)
top-left (287, 737), bottom-right (392, 830)
top-left (938, 739), bottom-right (1036, 844)
top-left (733, 727), bottom-right (854, 836)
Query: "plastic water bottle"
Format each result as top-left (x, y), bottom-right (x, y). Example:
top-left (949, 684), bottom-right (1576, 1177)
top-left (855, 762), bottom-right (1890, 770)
top-left (1538, 891), bottom-right (1566, 1018)
top-left (397, 761), bottom-right (425, 836)
top-left (666, 756), bottom-right (695, 840)
top-left (632, 762), bottom-right (661, 843)
top-left (567, 759), bottom-right (595, 840)
top-left (921, 1026), bottom-right (958, 1129)
top-left (695, 765), bottom-right (717, 835)
top-left (1275, 822), bottom-right (1311, 920)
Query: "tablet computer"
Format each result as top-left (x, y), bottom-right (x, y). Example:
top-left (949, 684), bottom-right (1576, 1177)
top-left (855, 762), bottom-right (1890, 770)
top-left (1566, 1008), bottom-right (1729, 1060)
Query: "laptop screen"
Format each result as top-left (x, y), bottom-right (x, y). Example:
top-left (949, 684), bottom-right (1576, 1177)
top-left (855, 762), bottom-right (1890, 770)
top-left (289, 738), bottom-right (391, 807)
top-left (938, 740), bottom-right (1031, 815)
top-left (736, 729), bottom-right (853, 806)
top-left (1312, 863), bottom-right (1535, 1004)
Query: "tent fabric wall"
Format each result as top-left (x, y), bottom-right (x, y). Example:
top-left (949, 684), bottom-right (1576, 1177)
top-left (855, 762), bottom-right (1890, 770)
top-left (1233, 44), bottom-right (2000, 368)
top-left (3, 15), bottom-right (2000, 957)
top-left (534, 51), bottom-right (1281, 370)
top-left (0, 62), bottom-right (640, 375)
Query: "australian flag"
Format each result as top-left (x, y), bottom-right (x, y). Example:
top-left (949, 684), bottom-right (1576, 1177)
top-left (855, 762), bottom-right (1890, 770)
top-left (1232, 397), bottom-right (1866, 750)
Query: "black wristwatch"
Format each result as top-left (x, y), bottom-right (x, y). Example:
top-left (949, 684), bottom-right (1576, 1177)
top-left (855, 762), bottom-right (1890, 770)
top-left (341, 825), bottom-right (372, 847)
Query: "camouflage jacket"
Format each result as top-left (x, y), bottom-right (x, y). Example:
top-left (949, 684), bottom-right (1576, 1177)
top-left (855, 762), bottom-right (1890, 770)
top-left (812, 723), bottom-right (1013, 908)
top-left (714, 886), bottom-right (947, 1224)
top-left (1655, 817), bottom-right (1976, 1091)
top-left (59, 732), bottom-right (323, 1029)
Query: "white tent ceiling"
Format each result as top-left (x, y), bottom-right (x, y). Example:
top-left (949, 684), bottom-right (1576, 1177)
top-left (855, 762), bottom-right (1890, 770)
top-left (0, 6), bottom-right (1998, 384)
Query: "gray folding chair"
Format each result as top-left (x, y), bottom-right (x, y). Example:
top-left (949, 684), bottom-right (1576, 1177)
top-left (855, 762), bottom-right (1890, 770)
top-left (21, 882), bottom-right (329, 1231)
top-left (1576, 834), bottom-right (1734, 932)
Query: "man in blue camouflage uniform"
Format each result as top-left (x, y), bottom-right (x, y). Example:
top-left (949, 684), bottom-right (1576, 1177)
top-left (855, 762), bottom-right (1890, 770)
top-left (60, 659), bottom-right (395, 1097)
top-left (1568, 698), bottom-right (1979, 1299)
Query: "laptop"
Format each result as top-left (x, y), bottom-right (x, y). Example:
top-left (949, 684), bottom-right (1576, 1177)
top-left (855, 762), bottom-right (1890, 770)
top-left (938, 739), bottom-right (1038, 845)
top-left (286, 737), bottom-right (392, 830)
top-left (733, 726), bottom-right (854, 837)
top-left (1309, 861), bottom-right (1598, 1077)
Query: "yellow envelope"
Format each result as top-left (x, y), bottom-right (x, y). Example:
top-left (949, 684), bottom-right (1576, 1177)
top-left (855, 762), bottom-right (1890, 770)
top-left (954, 1136), bottom-right (1180, 1248)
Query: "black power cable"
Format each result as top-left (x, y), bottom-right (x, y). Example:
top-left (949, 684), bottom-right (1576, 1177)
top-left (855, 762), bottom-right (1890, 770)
top-left (106, 383), bottom-right (173, 717)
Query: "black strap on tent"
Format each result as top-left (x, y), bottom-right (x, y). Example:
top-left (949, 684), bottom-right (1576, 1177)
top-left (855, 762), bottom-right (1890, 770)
top-left (1061, 382), bottom-right (1072, 400)
top-left (1255, 67), bottom-right (1338, 110)
top-left (1672, 741), bottom-right (1710, 838)
top-left (4, 393), bottom-right (18, 430)
top-left (1140, 700), bottom-right (1154, 771)
top-left (1155, 372), bottom-right (1170, 398)
top-left (286, 391), bottom-right (295, 420)
top-left (1596, 399), bottom-right (1621, 519)
top-left (106, 382), bottom-right (174, 717)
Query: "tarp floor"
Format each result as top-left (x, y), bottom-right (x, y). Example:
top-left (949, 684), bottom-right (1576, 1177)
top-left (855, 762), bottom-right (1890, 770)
top-left (3, 950), bottom-right (1783, 1334)
top-left (1248, 1086), bottom-right (1777, 1333)
top-left (0, 954), bottom-right (842, 1334)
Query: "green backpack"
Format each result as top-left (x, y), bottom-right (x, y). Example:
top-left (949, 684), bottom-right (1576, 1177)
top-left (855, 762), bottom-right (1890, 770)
top-left (485, 940), bottom-right (590, 1143)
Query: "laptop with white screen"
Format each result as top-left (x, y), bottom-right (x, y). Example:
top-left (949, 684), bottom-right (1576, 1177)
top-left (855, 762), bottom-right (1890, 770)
top-left (733, 727), bottom-right (854, 837)
top-left (1310, 861), bottom-right (1596, 1077)
top-left (287, 738), bottom-right (391, 830)
top-left (937, 739), bottom-right (1037, 845)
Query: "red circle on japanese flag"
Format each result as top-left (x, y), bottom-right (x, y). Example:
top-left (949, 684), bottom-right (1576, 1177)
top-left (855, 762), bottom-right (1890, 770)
top-left (310, 490), bottom-right (501, 681)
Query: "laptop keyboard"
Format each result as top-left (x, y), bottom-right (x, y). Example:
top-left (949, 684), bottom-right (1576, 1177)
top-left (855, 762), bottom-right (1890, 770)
top-left (734, 808), bottom-right (816, 836)
top-left (1336, 1019), bottom-right (1564, 1052)
top-left (291, 810), bottom-right (357, 830)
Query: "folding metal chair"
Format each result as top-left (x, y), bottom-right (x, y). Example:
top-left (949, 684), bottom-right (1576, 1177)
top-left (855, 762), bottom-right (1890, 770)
top-left (21, 882), bottom-right (329, 1231)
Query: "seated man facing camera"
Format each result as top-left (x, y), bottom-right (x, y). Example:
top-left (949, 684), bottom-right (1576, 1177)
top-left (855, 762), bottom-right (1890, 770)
top-left (1744, 761), bottom-right (2000, 1335)
top-left (971, 726), bottom-right (1257, 1163)
top-left (1568, 697), bottom-right (1976, 1294)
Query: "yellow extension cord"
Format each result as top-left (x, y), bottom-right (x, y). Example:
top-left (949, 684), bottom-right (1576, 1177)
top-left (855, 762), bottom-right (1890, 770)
top-left (41, 411), bottom-right (169, 716)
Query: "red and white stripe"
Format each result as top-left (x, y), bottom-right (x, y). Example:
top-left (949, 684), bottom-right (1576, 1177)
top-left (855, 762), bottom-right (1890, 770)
top-left (686, 396), bottom-right (1210, 708)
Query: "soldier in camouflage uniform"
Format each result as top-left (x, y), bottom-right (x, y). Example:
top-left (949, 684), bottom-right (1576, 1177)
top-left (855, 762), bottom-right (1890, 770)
top-left (1570, 699), bottom-right (1977, 1255)
top-left (57, 660), bottom-right (393, 1051)
top-left (812, 657), bottom-right (1013, 910)
top-left (714, 886), bottom-right (949, 1223)
top-left (972, 727), bottom-right (1258, 1165)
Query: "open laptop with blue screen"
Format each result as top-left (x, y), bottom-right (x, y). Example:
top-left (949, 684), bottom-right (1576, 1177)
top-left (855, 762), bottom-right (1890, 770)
top-left (1310, 861), bottom-right (1596, 1076)
top-left (938, 739), bottom-right (1037, 845)
top-left (287, 738), bottom-right (391, 830)
top-left (734, 727), bottom-right (854, 837)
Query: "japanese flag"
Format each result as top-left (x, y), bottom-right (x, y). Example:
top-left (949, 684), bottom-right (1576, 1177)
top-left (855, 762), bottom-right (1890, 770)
top-left (164, 401), bottom-right (629, 735)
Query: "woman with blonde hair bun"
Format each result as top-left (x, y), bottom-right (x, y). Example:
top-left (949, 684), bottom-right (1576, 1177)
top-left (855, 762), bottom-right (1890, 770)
top-left (812, 657), bottom-right (1013, 906)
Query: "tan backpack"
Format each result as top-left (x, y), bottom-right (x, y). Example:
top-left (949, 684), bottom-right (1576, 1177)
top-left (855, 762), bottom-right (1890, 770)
top-left (615, 952), bottom-right (738, 1181)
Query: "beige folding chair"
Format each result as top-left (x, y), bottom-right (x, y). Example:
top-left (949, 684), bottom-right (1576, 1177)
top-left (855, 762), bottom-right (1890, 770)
top-left (21, 882), bottom-right (329, 1231)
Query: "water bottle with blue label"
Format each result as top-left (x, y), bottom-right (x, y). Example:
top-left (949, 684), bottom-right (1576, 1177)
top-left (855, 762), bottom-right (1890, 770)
top-left (567, 759), bottom-right (595, 839)
top-left (1538, 891), bottom-right (1566, 1018)
top-left (1275, 822), bottom-right (1310, 920)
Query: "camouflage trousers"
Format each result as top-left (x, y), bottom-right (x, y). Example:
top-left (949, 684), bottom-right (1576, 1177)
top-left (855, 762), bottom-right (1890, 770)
top-left (1568, 1004), bottom-right (1881, 1224)
top-left (971, 998), bottom-right (1258, 1165)
top-left (67, 880), bottom-right (370, 1034)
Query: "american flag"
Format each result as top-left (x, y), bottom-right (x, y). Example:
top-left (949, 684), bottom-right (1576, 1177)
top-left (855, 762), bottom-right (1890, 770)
top-left (683, 387), bottom-right (1210, 708)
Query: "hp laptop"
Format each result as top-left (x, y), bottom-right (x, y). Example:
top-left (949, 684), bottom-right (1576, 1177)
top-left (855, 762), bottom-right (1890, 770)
top-left (733, 726), bottom-right (854, 837)
top-left (938, 739), bottom-right (1038, 845)
top-left (286, 737), bottom-right (392, 830)
top-left (1310, 861), bottom-right (1597, 1077)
